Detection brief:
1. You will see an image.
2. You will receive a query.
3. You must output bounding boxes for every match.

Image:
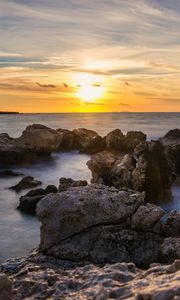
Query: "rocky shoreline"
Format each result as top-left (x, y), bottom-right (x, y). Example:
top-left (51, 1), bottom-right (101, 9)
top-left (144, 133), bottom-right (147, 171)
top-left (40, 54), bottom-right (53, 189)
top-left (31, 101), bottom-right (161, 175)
top-left (0, 124), bottom-right (180, 299)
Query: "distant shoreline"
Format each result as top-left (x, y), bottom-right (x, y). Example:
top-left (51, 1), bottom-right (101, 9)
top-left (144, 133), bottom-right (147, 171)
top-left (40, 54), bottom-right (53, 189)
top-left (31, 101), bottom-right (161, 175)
top-left (0, 112), bottom-right (20, 115)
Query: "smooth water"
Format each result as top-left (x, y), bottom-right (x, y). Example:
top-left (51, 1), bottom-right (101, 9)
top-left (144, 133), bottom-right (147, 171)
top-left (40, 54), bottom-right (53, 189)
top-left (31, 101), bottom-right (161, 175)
top-left (0, 113), bottom-right (180, 261)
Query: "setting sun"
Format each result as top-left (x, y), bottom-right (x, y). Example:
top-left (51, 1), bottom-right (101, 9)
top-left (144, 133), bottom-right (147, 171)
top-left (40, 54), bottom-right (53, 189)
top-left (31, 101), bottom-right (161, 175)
top-left (75, 73), bottom-right (104, 103)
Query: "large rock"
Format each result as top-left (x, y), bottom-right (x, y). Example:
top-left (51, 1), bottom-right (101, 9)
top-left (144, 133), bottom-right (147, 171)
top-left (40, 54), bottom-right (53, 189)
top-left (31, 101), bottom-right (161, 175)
top-left (124, 131), bottom-right (146, 151)
top-left (16, 124), bottom-right (61, 153)
top-left (37, 185), bottom-right (166, 266)
top-left (87, 141), bottom-right (174, 202)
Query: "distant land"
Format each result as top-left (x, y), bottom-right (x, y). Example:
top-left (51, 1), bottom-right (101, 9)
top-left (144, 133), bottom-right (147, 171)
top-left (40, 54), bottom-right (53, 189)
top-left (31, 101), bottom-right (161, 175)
top-left (0, 111), bottom-right (20, 114)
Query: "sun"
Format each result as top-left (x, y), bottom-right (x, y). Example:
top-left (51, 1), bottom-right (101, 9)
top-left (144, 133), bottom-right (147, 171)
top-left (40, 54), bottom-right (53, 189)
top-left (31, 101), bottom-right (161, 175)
top-left (75, 73), bottom-right (104, 103)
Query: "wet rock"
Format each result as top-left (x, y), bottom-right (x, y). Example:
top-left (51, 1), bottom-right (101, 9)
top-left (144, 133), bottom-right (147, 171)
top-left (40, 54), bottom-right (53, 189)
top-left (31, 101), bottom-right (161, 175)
top-left (58, 177), bottom-right (88, 192)
top-left (17, 185), bottom-right (58, 214)
top-left (0, 273), bottom-right (12, 300)
top-left (10, 176), bottom-right (42, 192)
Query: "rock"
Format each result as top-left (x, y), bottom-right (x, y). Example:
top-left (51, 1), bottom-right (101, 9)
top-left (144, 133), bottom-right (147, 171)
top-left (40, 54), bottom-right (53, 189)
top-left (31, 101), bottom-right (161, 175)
top-left (160, 129), bottom-right (180, 175)
top-left (87, 151), bottom-right (119, 184)
top-left (73, 128), bottom-right (105, 153)
top-left (87, 141), bottom-right (174, 202)
top-left (1, 253), bottom-right (180, 300)
top-left (56, 128), bottom-right (76, 151)
top-left (17, 185), bottom-right (58, 214)
top-left (162, 210), bottom-right (180, 237)
top-left (105, 129), bottom-right (146, 152)
top-left (58, 177), bottom-right (88, 192)
top-left (45, 185), bottom-right (58, 194)
top-left (0, 169), bottom-right (24, 177)
top-left (124, 131), bottom-right (146, 151)
top-left (0, 273), bottom-right (12, 300)
top-left (16, 124), bottom-right (61, 153)
top-left (161, 237), bottom-right (180, 262)
top-left (36, 184), bottom-right (167, 266)
top-left (106, 129), bottom-right (125, 151)
top-left (160, 129), bottom-right (180, 145)
top-left (132, 141), bottom-right (173, 202)
top-left (10, 176), bottom-right (42, 192)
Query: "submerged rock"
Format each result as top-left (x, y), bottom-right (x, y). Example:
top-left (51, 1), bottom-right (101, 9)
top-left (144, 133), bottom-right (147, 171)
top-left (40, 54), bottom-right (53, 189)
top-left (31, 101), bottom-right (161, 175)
top-left (10, 176), bottom-right (42, 192)
top-left (0, 170), bottom-right (23, 177)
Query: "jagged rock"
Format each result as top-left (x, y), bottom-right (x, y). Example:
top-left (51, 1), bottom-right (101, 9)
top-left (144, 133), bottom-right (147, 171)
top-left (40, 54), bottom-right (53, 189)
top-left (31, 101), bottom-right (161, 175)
top-left (160, 129), bottom-right (180, 145)
top-left (58, 177), bottom-right (88, 192)
top-left (106, 129), bottom-right (125, 150)
top-left (36, 185), bottom-right (168, 266)
top-left (124, 131), bottom-right (146, 151)
top-left (10, 176), bottom-right (42, 192)
top-left (0, 273), bottom-right (12, 300)
top-left (17, 185), bottom-right (58, 214)
top-left (56, 128), bottom-right (76, 150)
top-left (105, 129), bottom-right (146, 152)
top-left (73, 128), bottom-right (105, 153)
top-left (1, 253), bottom-right (180, 300)
top-left (16, 124), bottom-right (61, 153)
top-left (87, 141), bottom-right (174, 202)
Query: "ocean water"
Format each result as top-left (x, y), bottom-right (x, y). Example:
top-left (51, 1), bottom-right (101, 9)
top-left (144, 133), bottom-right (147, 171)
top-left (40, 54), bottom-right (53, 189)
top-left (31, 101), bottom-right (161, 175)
top-left (0, 112), bottom-right (180, 261)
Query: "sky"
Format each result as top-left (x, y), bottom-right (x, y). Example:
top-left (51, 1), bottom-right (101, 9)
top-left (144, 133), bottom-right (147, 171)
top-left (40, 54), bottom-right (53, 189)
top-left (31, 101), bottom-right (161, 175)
top-left (0, 0), bottom-right (180, 112)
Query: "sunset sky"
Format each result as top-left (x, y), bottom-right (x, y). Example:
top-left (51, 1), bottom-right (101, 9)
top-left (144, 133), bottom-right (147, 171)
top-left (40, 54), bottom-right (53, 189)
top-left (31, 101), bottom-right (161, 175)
top-left (0, 0), bottom-right (180, 112)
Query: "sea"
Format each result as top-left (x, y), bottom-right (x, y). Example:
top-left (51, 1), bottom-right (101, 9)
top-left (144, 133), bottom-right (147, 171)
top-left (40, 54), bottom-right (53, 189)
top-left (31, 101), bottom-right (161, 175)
top-left (0, 112), bottom-right (180, 261)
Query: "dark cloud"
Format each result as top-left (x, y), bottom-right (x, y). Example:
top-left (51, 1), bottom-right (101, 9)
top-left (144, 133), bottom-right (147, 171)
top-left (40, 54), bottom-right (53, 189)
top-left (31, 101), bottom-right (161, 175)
top-left (124, 81), bottom-right (130, 86)
top-left (36, 82), bottom-right (56, 88)
top-left (119, 102), bottom-right (131, 107)
top-left (92, 83), bottom-right (101, 87)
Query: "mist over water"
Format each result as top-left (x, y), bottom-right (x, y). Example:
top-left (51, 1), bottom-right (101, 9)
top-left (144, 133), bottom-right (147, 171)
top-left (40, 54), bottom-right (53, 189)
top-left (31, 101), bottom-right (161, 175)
top-left (0, 113), bottom-right (180, 261)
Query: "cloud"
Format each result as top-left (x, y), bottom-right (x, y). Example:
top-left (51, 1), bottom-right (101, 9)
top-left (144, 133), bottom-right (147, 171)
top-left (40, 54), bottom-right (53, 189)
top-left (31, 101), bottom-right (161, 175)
top-left (83, 102), bottom-right (105, 105)
top-left (119, 102), bottom-right (131, 107)
top-left (36, 82), bottom-right (56, 88)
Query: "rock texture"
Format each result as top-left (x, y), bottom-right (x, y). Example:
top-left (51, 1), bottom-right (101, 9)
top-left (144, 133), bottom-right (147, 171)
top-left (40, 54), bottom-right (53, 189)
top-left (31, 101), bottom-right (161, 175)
top-left (9, 176), bottom-right (42, 192)
top-left (1, 253), bottom-right (180, 300)
top-left (87, 141), bottom-right (174, 202)
top-left (36, 184), bottom-right (172, 267)
top-left (73, 128), bottom-right (105, 153)
top-left (0, 273), bottom-right (12, 300)
top-left (59, 177), bottom-right (88, 192)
